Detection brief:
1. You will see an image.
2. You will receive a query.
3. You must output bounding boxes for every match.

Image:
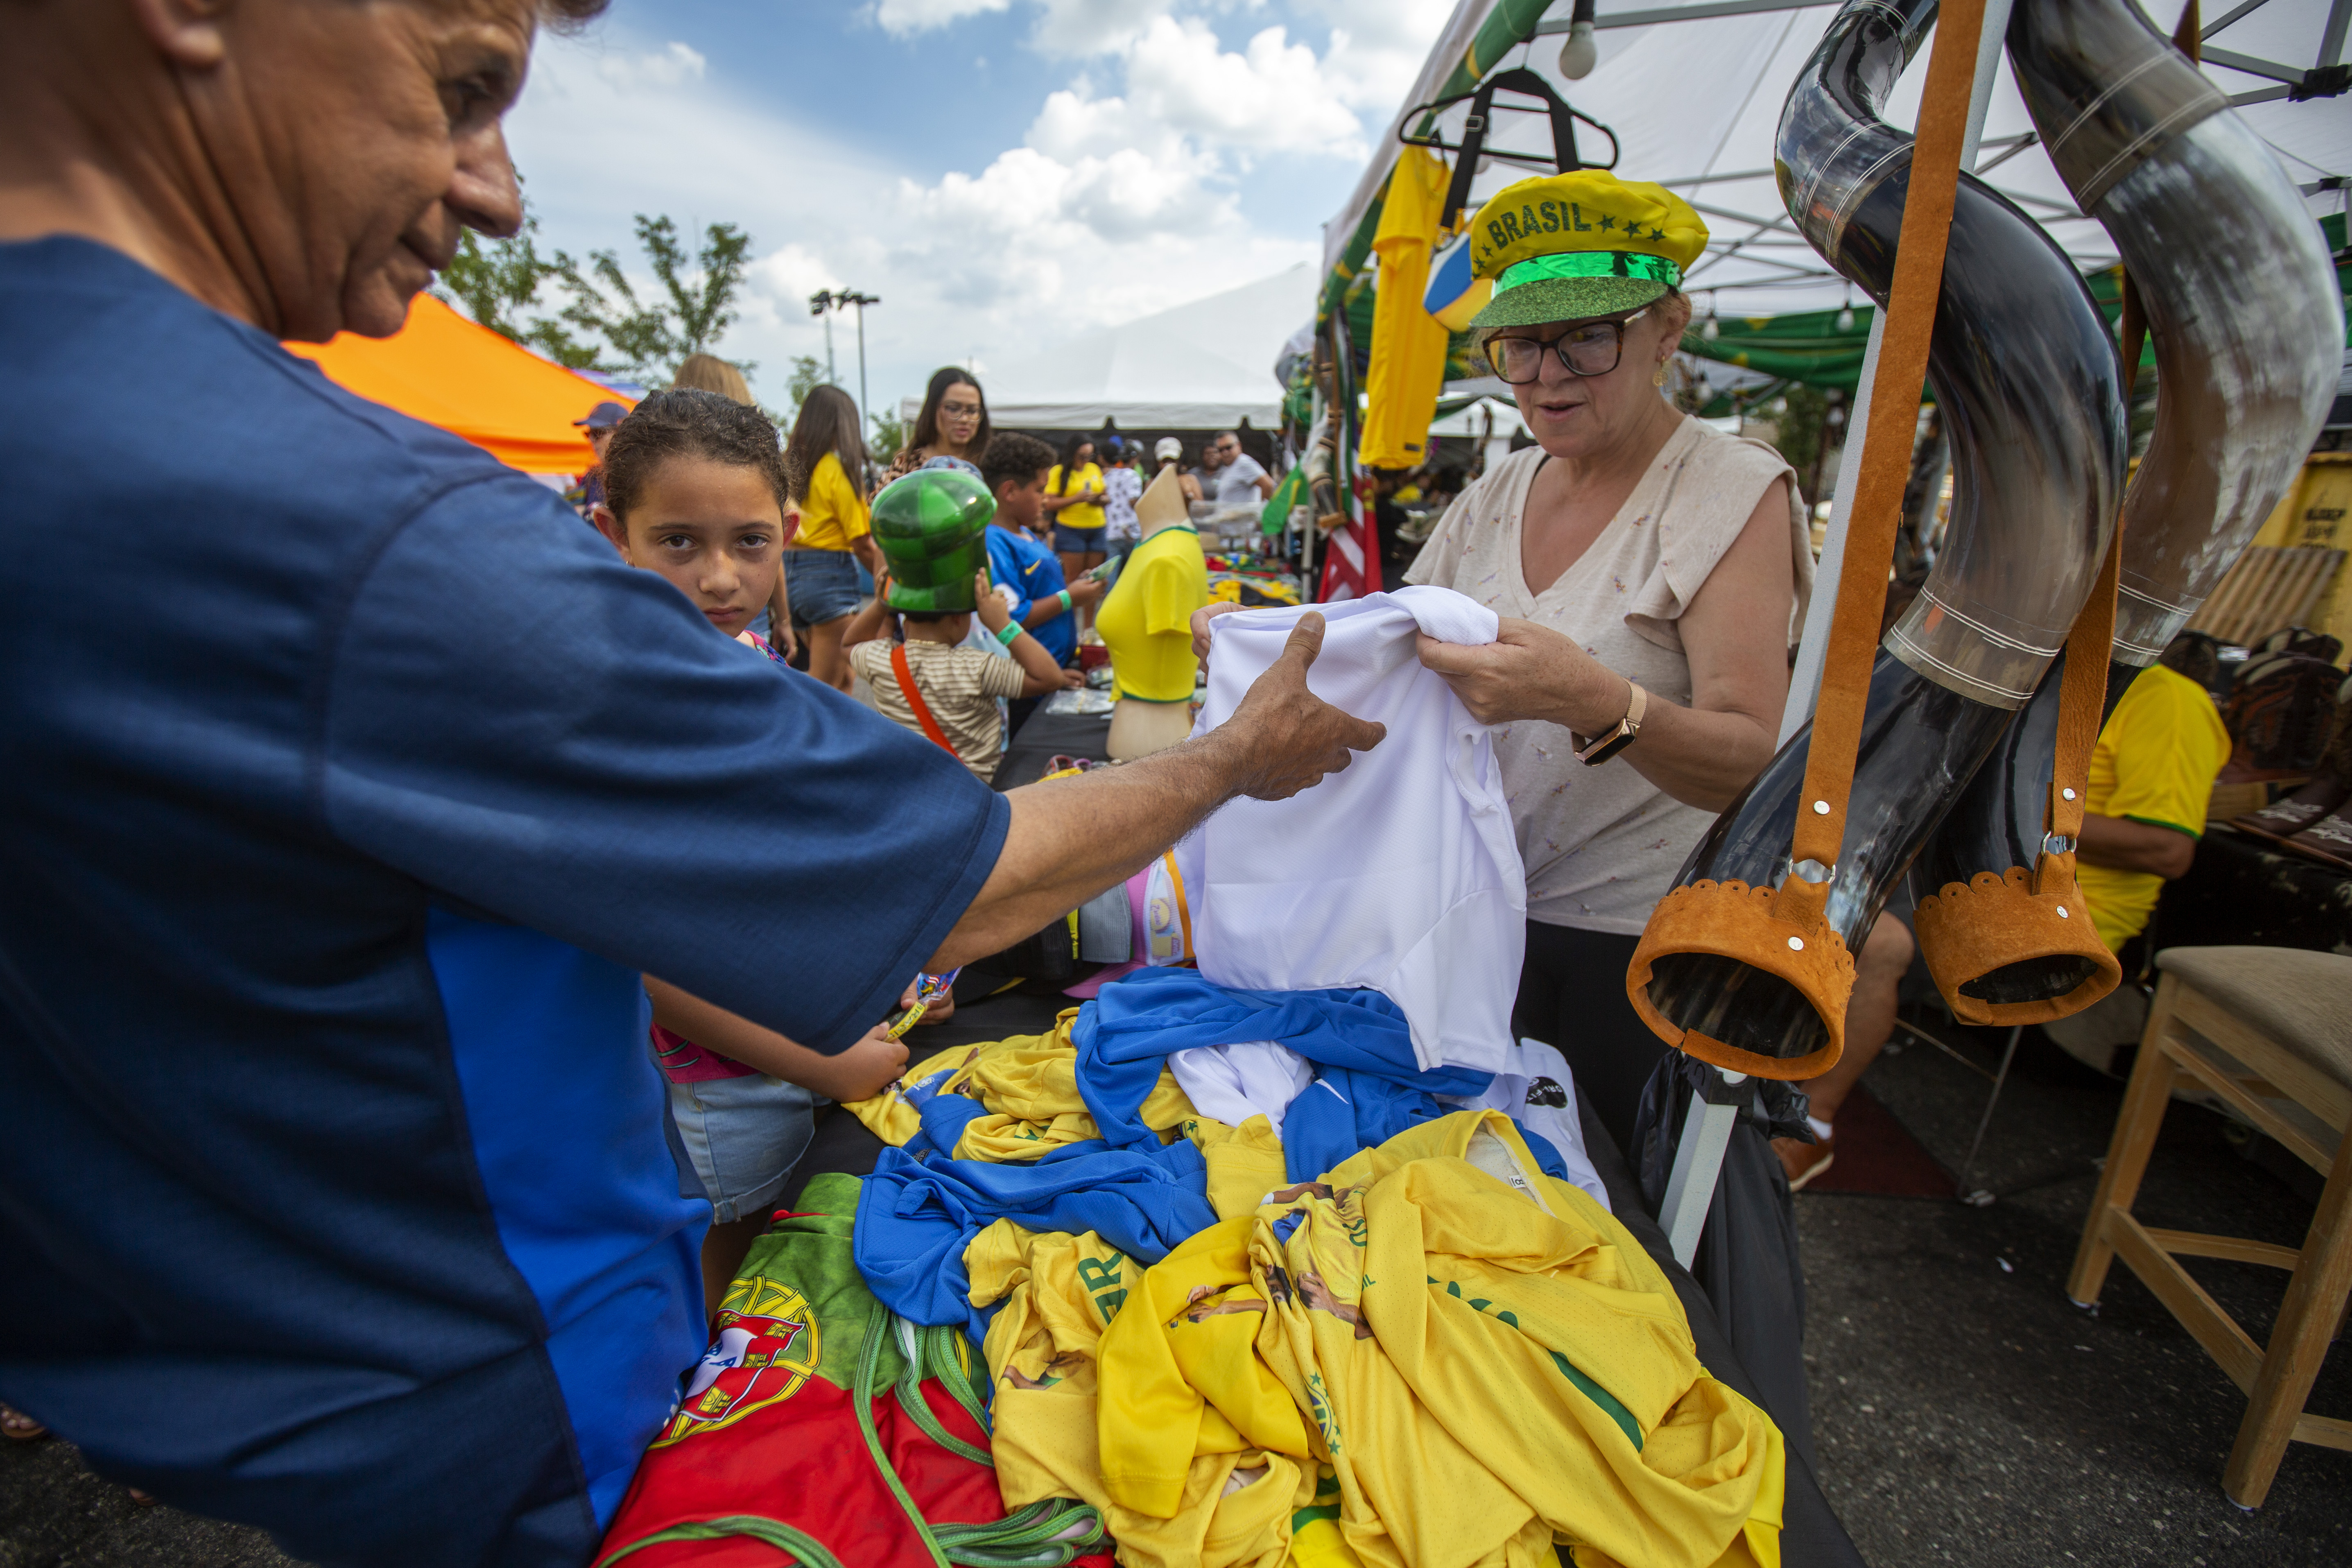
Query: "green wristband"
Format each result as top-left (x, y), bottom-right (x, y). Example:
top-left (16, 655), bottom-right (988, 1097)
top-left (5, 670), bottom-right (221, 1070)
top-left (1056, 589), bottom-right (1073, 614)
top-left (995, 620), bottom-right (1023, 647)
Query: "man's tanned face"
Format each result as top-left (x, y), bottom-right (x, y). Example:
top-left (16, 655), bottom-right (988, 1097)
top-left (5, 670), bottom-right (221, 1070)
top-left (186, 0), bottom-right (541, 339)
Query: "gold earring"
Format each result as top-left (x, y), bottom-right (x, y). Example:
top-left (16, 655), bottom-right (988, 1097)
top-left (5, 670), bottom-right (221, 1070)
top-left (1653, 361), bottom-right (1669, 387)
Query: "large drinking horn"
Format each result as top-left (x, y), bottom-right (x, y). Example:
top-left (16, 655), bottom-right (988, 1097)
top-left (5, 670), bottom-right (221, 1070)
top-left (1626, 0), bottom-right (2127, 1077)
top-left (1909, 0), bottom-right (2342, 1023)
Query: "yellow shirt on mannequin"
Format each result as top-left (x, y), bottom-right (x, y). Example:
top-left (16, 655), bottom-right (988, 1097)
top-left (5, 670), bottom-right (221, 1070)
top-left (1097, 525), bottom-right (1208, 702)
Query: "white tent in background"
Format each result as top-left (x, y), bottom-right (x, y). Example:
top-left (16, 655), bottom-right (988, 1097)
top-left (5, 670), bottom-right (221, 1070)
top-left (1427, 395), bottom-right (1529, 441)
top-left (950, 265), bottom-right (1317, 431)
top-left (1325, 0), bottom-right (2348, 323)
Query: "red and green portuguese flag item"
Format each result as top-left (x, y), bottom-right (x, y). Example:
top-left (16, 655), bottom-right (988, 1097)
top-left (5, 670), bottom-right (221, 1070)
top-left (596, 1174), bottom-right (1109, 1568)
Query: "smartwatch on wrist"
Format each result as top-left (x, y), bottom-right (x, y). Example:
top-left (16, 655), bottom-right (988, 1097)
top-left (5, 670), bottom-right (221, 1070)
top-left (1574, 680), bottom-right (1647, 766)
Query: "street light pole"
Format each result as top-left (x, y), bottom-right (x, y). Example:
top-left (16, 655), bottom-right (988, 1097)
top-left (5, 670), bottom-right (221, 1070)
top-left (808, 288), bottom-right (881, 443)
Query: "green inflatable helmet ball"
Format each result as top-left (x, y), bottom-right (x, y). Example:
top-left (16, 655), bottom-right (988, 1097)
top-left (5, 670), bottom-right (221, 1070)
top-left (870, 467), bottom-right (996, 614)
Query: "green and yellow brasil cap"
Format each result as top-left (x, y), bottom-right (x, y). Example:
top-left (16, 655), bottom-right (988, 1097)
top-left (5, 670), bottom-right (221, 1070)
top-left (1466, 171), bottom-right (1708, 330)
top-left (871, 466), bottom-right (995, 613)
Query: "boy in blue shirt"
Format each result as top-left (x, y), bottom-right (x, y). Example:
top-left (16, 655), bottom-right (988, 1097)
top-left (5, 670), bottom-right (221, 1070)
top-left (982, 433), bottom-right (1104, 669)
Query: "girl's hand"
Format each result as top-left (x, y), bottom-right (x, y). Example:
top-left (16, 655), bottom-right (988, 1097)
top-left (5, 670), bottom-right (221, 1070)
top-left (816, 1025), bottom-right (911, 1102)
top-left (1058, 668), bottom-right (1085, 690)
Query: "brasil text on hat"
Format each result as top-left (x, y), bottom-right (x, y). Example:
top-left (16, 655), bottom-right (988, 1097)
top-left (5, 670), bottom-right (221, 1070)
top-left (871, 466), bottom-right (995, 613)
top-left (1463, 172), bottom-right (1708, 330)
top-left (574, 401), bottom-right (628, 430)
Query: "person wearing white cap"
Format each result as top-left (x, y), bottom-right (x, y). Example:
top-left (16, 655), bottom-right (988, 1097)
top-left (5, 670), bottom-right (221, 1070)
top-left (1153, 436), bottom-right (1203, 509)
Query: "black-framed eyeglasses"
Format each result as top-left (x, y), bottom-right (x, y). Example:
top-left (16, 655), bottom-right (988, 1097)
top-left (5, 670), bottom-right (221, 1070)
top-left (1483, 307), bottom-right (1652, 385)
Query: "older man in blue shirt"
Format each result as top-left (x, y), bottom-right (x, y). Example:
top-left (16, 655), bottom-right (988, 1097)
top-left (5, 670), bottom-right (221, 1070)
top-left (0, 5), bottom-right (1382, 1565)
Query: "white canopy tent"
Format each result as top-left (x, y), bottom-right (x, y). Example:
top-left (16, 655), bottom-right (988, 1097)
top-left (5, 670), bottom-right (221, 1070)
top-left (924, 265), bottom-right (1318, 432)
top-left (1323, 0), bottom-right (2349, 323)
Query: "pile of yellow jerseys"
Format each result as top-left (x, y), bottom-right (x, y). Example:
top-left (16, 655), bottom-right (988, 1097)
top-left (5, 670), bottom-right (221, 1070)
top-left (846, 1010), bottom-right (1194, 1161)
top-left (850, 1032), bottom-right (1785, 1568)
top-left (844, 1011), bottom-right (1290, 1220)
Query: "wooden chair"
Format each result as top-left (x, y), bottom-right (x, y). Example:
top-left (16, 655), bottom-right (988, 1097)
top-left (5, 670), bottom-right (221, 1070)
top-left (2068, 945), bottom-right (2352, 1507)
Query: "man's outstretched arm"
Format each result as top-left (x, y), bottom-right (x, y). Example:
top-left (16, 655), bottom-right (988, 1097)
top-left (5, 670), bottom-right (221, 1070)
top-left (929, 612), bottom-right (1383, 968)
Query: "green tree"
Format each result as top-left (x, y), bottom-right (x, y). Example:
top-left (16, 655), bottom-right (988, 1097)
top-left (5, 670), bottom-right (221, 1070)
top-left (432, 218), bottom-right (603, 369)
top-left (867, 405), bottom-right (907, 458)
top-left (784, 355), bottom-right (830, 418)
top-left (437, 203), bottom-right (759, 384)
top-left (554, 215), bottom-right (754, 382)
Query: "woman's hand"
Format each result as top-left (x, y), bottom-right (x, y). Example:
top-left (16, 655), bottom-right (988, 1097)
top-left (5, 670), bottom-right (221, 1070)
top-left (1415, 619), bottom-right (1624, 731)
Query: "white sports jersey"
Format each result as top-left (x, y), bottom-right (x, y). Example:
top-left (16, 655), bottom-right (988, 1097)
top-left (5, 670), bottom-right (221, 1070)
top-left (1188, 586), bottom-right (1525, 1074)
top-left (1167, 1041), bottom-right (1316, 1138)
top-left (1441, 1038), bottom-right (1610, 1212)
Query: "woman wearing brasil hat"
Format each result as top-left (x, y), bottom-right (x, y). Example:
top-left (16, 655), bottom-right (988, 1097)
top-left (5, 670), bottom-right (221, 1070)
top-left (1407, 171), bottom-right (1819, 1150)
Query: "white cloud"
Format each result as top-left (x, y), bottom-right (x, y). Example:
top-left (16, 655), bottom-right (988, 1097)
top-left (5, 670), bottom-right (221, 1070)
top-left (504, 21), bottom-right (1312, 410)
top-left (493, 4), bottom-right (1466, 412)
top-left (873, 0), bottom-right (1010, 36)
top-left (1292, 0), bottom-right (1457, 111)
top-left (1122, 16), bottom-right (1365, 160)
top-left (1025, 0), bottom-right (1179, 56)
top-left (591, 40), bottom-right (706, 91)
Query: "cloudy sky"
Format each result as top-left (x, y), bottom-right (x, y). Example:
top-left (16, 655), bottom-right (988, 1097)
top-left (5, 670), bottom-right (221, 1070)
top-left (501, 0), bottom-right (1459, 412)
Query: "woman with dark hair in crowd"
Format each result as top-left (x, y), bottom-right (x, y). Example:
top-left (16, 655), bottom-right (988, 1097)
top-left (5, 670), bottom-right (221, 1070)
top-left (887, 366), bottom-right (991, 480)
top-left (783, 384), bottom-right (880, 692)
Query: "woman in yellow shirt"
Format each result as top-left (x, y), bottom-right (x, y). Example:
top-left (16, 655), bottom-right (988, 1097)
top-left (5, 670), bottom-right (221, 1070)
top-left (1043, 434), bottom-right (1108, 602)
top-left (782, 385), bottom-right (881, 692)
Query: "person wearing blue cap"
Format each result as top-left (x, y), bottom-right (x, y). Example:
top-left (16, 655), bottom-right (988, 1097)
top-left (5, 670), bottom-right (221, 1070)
top-left (570, 399), bottom-right (628, 519)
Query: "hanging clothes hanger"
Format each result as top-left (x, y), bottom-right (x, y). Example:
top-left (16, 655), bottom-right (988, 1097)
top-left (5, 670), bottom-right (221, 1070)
top-left (1398, 67), bottom-right (1621, 233)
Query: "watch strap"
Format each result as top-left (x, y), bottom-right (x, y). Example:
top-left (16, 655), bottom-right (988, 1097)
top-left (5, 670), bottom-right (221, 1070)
top-left (1576, 679), bottom-right (1647, 766)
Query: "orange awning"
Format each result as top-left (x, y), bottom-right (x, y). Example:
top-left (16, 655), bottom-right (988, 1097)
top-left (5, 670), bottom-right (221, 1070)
top-left (283, 294), bottom-right (632, 474)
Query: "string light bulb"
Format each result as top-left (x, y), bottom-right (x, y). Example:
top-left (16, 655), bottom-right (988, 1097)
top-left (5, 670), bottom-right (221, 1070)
top-left (1557, 0), bottom-right (1598, 78)
top-left (1834, 285), bottom-right (1855, 333)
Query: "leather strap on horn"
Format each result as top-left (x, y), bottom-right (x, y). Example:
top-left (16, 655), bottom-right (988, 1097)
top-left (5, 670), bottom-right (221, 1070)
top-left (1908, 10), bottom-right (2191, 1026)
top-left (1774, 0), bottom-right (1988, 938)
top-left (1626, 0), bottom-right (1989, 1078)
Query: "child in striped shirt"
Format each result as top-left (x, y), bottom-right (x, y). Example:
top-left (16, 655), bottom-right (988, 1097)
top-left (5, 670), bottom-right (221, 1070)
top-left (842, 569), bottom-right (1079, 781)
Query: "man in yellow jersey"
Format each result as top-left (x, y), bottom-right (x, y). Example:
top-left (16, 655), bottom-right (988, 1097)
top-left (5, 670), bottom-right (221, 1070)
top-left (2077, 639), bottom-right (2232, 953)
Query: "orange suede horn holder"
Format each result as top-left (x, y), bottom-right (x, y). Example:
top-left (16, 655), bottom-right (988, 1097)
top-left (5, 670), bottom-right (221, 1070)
top-left (1910, 200), bottom-right (2167, 1025)
top-left (1911, 528), bottom-right (2125, 1024)
top-left (1626, 0), bottom-right (1988, 1079)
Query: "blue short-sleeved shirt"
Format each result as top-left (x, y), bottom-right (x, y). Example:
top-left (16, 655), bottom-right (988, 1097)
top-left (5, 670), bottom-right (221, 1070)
top-left (985, 523), bottom-right (1074, 665)
top-left (0, 239), bottom-right (1010, 1568)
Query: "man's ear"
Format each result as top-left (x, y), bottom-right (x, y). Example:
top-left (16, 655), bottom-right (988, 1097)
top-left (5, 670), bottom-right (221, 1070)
top-left (126, 0), bottom-right (231, 68)
top-left (590, 506), bottom-right (632, 560)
